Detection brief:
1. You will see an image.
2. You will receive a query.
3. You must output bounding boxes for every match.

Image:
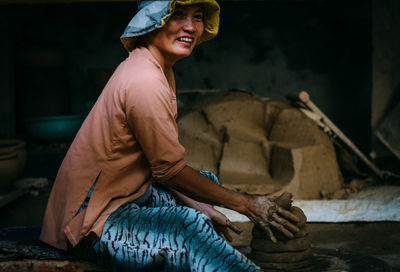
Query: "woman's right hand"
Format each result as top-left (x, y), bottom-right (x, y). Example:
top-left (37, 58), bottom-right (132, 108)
top-left (246, 195), bottom-right (300, 243)
top-left (164, 166), bottom-right (300, 244)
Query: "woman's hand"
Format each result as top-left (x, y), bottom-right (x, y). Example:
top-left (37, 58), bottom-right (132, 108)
top-left (204, 206), bottom-right (242, 242)
top-left (164, 166), bottom-right (299, 243)
top-left (168, 186), bottom-right (241, 241)
top-left (246, 195), bottom-right (300, 243)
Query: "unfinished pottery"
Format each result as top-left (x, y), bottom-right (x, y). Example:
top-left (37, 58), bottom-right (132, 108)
top-left (274, 191), bottom-right (293, 209)
top-left (292, 206), bottom-right (307, 227)
top-left (251, 235), bottom-right (311, 252)
top-left (250, 247), bottom-right (313, 263)
top-left (250, 193), bottom-right (314, 271)
top-left (252, 225), bottom-right (309, 241)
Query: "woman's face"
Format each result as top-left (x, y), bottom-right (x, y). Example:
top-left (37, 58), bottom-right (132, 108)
top-left (147, 4), bottom-right (204, 64)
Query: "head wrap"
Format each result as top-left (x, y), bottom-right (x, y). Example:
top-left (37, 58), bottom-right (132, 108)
top-left (120, 0), bottom-right (220, 52)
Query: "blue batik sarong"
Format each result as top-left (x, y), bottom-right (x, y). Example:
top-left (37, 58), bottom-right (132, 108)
top-left (72, 171), bottom-right (259, 272)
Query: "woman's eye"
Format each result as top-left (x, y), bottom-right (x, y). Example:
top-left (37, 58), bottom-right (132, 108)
top-left (194, 13), bottom-right (203, 20)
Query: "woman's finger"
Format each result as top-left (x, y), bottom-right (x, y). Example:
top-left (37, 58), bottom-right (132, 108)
top-left (276, 206), bottom-right (300, 223)
top-left (227, 221), bottom-right (242, 234)
top-left (258, 221), bottom-right (277, 243)
top-left (209, 209), bottom-right (235, 226)
top-left (222, 229), bottom-right (233, 242)
top-left (272, 213), bottom-right (300, 233)
top-left (269, 221), bottom-right (294, 239)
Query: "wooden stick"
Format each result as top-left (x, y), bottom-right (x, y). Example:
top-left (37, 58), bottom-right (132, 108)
top-left (287, 91), bottom-right (385, 180)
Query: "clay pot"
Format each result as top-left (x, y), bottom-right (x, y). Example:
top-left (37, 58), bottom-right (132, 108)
top-left (0, 139), bottom-right (27, 172)
top-left (23, 115), bottom-right (85, 142)
top-left (0, 152), bottom-right (20, 193)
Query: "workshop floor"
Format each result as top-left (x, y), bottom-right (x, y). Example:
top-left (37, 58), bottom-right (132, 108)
top-left (1, 185), bottom-right (400, 271)
top-left (230, 221), bottom-right (400, 272)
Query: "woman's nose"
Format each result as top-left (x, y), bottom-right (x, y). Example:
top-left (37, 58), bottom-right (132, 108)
top-left (183, 18), bottom-right (195, 33)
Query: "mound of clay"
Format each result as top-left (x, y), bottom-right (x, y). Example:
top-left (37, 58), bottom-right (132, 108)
top-left (250, 193), bottom-right (313, 271)
top-left (251, 231), bottom-right (311, 252)
top-left (250, 248), bottom-right (313, 263)
top-left (291, 206), bottom-right (307, 227)
top-left (252, 225), bottom-right (309, 241)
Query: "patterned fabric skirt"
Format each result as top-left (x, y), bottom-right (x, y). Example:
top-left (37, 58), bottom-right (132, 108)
top-left (72, 171), bottom-right (259, 272)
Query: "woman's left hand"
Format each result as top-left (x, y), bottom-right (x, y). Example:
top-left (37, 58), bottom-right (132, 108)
top-left (205, 207), bottom-right (242, 242)
top-left (168, 186), bottom-right (241, 241)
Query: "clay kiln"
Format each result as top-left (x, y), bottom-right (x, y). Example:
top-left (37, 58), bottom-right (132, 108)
top-left (178, 90), bottom-right (344, 199)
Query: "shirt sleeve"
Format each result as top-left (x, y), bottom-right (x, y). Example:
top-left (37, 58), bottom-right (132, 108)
top-left (125, 74), bottom-right (186, 182)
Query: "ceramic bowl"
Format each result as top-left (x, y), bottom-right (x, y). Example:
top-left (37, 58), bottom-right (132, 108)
top-left (23, 115), bottom-right (85, 142)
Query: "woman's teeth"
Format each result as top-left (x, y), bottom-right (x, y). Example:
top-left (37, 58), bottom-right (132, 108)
top-left (178, 37), bottom-right (193, 43)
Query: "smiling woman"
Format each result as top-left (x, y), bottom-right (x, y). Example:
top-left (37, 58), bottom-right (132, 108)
top-left (143, 4), bottom-right (205, 70)
top-left (39, 1), bottom-right (300, 271)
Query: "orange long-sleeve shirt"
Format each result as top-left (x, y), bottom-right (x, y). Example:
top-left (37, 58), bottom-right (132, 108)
top-left (40, 47), bottom-right (186, 250)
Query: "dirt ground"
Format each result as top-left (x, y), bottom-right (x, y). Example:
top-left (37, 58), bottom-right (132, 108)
top-left (230, 221), bottom-right (400, 271)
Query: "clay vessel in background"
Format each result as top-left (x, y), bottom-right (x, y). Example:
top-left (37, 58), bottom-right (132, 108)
top-left (0, 139), bottom-right (27, 172)
top-left (0, 152), bottom-right (20, 193)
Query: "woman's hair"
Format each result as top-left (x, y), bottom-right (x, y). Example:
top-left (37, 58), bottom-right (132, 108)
top-left (135, 36), bottom-right (147, 48)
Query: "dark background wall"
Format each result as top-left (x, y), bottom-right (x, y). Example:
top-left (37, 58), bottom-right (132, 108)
top-left (0, 0), bottom-right (372, 153)
top-left (177, 1), bottom-right (372, 153)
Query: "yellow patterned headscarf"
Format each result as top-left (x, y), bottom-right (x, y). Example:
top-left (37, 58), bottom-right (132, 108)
top-left (121, 0), bottom-right (220, 52)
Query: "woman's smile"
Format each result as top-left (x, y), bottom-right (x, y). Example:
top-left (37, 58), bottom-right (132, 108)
top-left (177, 36), bottom-right (195, 46)
top-left (145, 4), bottom-right (205, 70)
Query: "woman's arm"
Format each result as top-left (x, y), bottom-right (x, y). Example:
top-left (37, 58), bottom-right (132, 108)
top-left (164, 165), bottom-right (249, 213)
top-left (164, 165), bottom-right (300, 243)
top-left (168, 187), bottom-right (241, 241)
